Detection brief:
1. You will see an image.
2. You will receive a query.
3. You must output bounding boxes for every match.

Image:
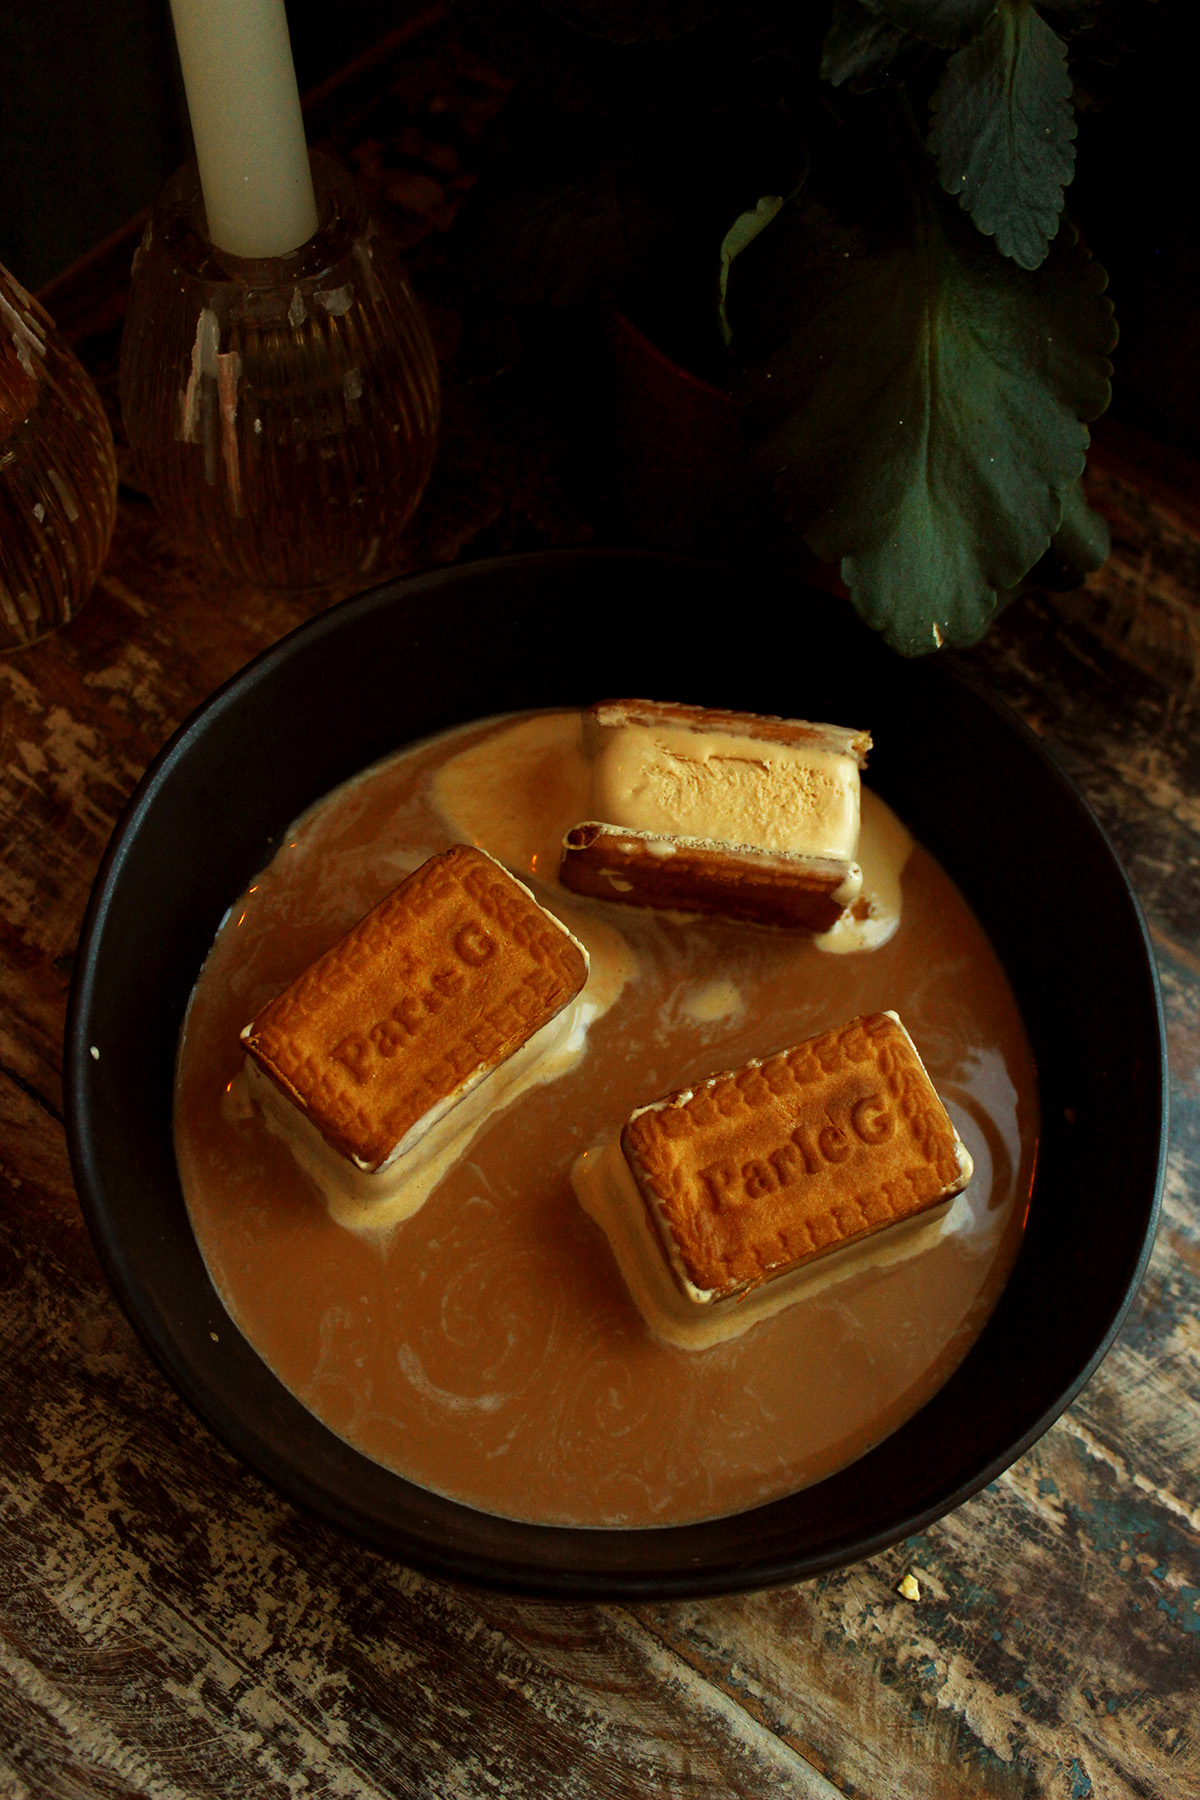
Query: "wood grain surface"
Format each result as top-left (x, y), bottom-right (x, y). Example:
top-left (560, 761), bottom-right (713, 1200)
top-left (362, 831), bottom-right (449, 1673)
top-left (2, 12), bottom-right (1198, 1796)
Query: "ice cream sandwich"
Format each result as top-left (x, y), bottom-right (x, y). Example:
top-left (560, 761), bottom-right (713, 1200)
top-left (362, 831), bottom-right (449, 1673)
top-left (241, 844), bottom-right (589, 1227)
top-left (558, 698), bottom-right (871, 928)
top-left (571, 1011), bottom-right (972, 1349)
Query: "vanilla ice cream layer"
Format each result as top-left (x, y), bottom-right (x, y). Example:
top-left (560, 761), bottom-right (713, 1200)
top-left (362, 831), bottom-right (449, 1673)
top-left (589, 722), bottom-right (861, 860)
top-left (571, 1136), bottom-right (956, 1352)
top-left (240, 993), bottom-right (594, 1237)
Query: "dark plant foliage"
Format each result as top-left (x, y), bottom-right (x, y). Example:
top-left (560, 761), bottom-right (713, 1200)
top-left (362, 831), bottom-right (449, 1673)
top-left (453, 0), bottom-right (1129, 653)
top-left (928, 1), bottom-right (1077, 269)
top-left (865, 0), bottom-right (997, 50)
top-left (821, 1), bottom-right (922, 91)
top-left (731, 108), bottom-right (1113, 652)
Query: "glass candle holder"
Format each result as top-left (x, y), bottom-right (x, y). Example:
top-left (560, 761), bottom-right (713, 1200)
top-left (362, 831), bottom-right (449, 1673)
top-left (1, 265), bottom-right (118, 651)
top-left (119, 151), bottom-right (440, 591)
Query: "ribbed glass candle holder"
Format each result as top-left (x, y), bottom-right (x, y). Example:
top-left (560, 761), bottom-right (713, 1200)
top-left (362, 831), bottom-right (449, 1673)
top-left (1, 265), bottom-right (118, 651)
top-left (119, 152), bottom-right (440, 591)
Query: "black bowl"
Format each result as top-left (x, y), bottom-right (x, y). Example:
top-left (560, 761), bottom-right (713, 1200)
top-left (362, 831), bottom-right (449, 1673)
top-left (64, 550), bottom-right (1166, 1598)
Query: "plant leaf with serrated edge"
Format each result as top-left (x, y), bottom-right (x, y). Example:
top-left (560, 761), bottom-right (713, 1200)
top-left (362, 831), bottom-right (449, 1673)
top-left (929, 0), bottom-right (1075, 270)
top-left (821, 0), bottom-right (913, 88)
top-left (729, 141), bottom-right (1114, 654)
top-left (864, 0), bottom-right (997, 49)
top-left (1031, 473), bottom-right (1110, 588)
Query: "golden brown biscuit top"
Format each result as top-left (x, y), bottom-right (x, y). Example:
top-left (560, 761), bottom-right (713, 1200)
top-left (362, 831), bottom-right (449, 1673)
top-left (243, 845), bottom-right (588, 1170)
top-left (620, 1012), bottom-right (969, 1301)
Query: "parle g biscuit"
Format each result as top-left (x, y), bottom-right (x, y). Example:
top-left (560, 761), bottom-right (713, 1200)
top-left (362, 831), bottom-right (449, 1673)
top-left (559, 697), bottom-right (871, 928)
top-left (600, 1011), bottom-right (972, 1323)
top-left (623, 1011), bottom-right (972, 1302)
top-left (242, 844), bottom-right (589, 1173)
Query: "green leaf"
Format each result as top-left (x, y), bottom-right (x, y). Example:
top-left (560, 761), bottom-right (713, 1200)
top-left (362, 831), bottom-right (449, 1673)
top-left (719, 196), bottom-right (786, 346)
top-left (864, 0), bottom-right (997, 50)
top-left (821, 0), bottom-right (914, 89)
top-left (929, 0), bottom-right (1075, 270)
top-left (1031, 473), bottom-right (1110, 588)
top-left (730, 147), bottom-right (1115, 654)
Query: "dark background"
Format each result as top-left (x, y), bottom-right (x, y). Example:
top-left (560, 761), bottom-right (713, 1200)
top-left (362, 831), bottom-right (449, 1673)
top-left (0, 1), bottom-right (397, 288)
top-left (1, 0), bottom-right (1195, 456)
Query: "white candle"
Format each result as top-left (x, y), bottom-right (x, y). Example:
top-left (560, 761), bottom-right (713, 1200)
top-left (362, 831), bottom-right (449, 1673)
top-left (169, 0), bottom-right (319, 258)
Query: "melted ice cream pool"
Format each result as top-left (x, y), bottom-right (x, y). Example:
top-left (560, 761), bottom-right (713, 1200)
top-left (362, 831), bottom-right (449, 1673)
top-left (174, 709), bottom-right (1038, 1528)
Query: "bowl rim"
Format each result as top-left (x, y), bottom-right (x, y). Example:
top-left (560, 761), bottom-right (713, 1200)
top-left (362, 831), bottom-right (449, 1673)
top-left (63, 547), bottom-right (1168, 1598)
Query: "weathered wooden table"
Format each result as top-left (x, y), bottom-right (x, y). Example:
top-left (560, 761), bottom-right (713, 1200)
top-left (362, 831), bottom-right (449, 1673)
top-left (2, 15), bottom-right (1198, 1797)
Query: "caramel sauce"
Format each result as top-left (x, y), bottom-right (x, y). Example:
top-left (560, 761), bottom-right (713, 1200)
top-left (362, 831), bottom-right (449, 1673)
top-left (174, 712), bottom-right (1038, 1527)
